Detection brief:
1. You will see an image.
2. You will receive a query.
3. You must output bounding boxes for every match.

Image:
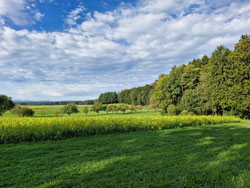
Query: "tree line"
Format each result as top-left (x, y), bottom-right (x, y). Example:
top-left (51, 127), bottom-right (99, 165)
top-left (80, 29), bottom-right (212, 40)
top-left (98, 84), bottom-right (153, 106)
top-left (49, 102), bottom-right (143, 116)
top-left (99, 35), bottom-right (250, 118)
top-left (153, 35), bottom-right (250, 118)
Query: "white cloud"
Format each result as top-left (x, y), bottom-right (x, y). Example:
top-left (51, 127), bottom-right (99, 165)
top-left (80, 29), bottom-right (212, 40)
top-left (0, 0), bottom-right (43, 25)
top-left (65, 5), bottom-right (86, 26)
top-left (0, 0), bottom-right (250, 100)
top-left (34, 12), bottom-right (44, 21)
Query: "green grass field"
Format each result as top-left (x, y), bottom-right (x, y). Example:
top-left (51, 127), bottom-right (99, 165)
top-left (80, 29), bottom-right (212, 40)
top-left (2, 105), bottom-right (159, 117)
top-left (1, 120), bottom-right (250, 187)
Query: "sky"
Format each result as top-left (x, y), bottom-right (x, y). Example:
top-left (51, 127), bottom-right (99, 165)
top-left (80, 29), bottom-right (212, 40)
top-left (0, 0), bottom-right (250, 101)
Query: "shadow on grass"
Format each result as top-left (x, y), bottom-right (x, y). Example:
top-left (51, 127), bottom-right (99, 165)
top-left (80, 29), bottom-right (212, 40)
top-left (1, 122), bottom-right (250, 188)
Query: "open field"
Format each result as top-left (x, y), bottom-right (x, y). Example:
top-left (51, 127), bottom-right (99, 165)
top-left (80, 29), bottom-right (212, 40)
top-left (2, 105), bottom-right (159, 117)
top-left (1, 120), bottom-right (250, 187)
top-left (0, 116), bottom-right (241, 143)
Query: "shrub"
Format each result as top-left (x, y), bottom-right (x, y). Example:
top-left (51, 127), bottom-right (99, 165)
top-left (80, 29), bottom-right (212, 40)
top-left (120, 104), bottom-right (129, 113)
top-left (106, 104), bottom-right (114, 114)
top-left (129, 104), bottom-right (136, 113)
top-left (91, 101), bottom-right (103, 115)
top-left (61, 104), bottom-right (79, 116)
top-left (167, 105), bottom-right (180, 115)
top-left (137, 105), bottom-right (143, 112)
top-left (11, 105), bottom-right (34, 117)
top-left (180, 110), bottom-right (195, 116)
top-left (83, 106), bottom-right (89, 116)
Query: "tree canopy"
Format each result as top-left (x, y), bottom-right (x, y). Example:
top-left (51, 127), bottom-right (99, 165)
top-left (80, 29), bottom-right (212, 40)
top-left (61, 104), bottom-right (79, 116)
top-left (11, 105), bottom-right (34, 117)
top-left (118, 84), bottom-right (153, 106)
top-left (153, 35), bottom-right (250, 118)
top-left (0, 95), bottom-right (15, 116)
top-left (98, 92), bottom-right (118, 104)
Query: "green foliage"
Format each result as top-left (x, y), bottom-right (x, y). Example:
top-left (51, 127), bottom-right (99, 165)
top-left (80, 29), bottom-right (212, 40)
top-left (137, 105), bottom-right (143, 112)
top-left (113, 105), bottom-right (120, 113)
top-left (98, 92), bottom-right (118, 104)
top-left (129, 104), bottom-right (136, 112)
top-left (154, 65), bottom-right (185, 113)
top-left (118, 85), bottom-right (153, 105)
top-left (11, 105), bottom-right (34, 117)
top-left (181, 64), bottom-right (200, 90)
top-left (165, 65), bottom-right (185, 105)
top-left (118, 89), bottom-right (131, 104)
top-left (229, 35), bottom-right (250, 118)
top-left (196, 71), bottom-right (213, 115)
top-left (152, 35), bottom-right (250, 118)
top-left (0, 95), bottom-right (15, 116)
top-left (180, 110), bottom-right (195, 116)
top-left (167, 104), bottom-right (180, 116)
top-left (180, 89), bottom-right (201, 114)
top-left (61, 104), bottom-right (79, 116)
top-left (106, 104), bottom-right (114, 113)
top-left (91, 101), bottom-right (103, 115)
top-left (154, 74), bottom-right (172, 112)
top-left (82, 106), bottom-right (89, 116)
top-left (119, 104), bottom-right (129, 113)
top-left (206, 46), bottom-right (232, 115)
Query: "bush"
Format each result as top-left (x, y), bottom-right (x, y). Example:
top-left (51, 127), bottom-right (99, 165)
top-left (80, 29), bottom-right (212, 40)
top-left (167, 105), bottom-right (180, 115)
top-left (11, 105), bottom-right (34, 117)
top-left (83, 106), bottom-right (89, 116)
top-left (129, 104), bottom-right (136, 113)
top-left (91, 101), bottom-right (103, 115)
top-left (120, 104), bottom-right (129, 113)
top-left (137, 105), bottom-right (143, 112)
top-left (106, 104), bottom-right (114, 113)
top-left (180, 110), bottom-right (195, 116)
top-left (61, 104), bottom-right (79, 116)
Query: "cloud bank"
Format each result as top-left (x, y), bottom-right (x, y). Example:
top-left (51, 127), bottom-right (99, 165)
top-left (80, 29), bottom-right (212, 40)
top-left (0, 0), bottom-right (250, 100)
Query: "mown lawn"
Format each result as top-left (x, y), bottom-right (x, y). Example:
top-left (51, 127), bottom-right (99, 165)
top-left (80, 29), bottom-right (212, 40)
top-left (1, 120), bottom-right (250, 188)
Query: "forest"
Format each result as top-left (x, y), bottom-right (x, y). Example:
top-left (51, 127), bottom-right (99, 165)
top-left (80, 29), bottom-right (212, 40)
top-left (99, 35), bottom-right (250, 118)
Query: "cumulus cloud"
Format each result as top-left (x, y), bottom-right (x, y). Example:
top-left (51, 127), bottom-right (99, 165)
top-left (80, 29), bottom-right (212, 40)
top-left (65, 5), bottom-right (86, 26)
top-left (0, 0), bottom-right (43, 25)
top-left (0, 0), bottom-right (250, 100)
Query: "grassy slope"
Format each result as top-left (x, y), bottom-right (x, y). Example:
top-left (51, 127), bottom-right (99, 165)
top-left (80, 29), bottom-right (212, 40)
top-left (2, 105), bottom-right (158, 117)
top-left (1, 121), bottom-right (250, 188)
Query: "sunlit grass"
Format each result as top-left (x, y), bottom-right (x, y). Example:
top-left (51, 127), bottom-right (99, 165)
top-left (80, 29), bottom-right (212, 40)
top-left (1, 121), bottom-right (250, 187)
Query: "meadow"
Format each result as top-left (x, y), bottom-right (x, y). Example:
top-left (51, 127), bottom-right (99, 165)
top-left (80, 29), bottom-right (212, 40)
top-left (1, 120), bottom-right (250, 187)
top-left (0, 105), bottom-right (248, 187)
top-left (2, 105), bottom-right (158, 117)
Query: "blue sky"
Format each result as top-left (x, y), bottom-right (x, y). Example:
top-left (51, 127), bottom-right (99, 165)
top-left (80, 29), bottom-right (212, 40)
top-left (0, 0), bottom-right (250, 101)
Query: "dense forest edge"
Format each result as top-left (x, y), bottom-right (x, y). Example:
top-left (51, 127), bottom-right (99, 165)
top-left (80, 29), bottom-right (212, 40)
top-left (98, 35), bottom-right (250, 118)
top-left (0, 35), bottom-right (249, 118)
